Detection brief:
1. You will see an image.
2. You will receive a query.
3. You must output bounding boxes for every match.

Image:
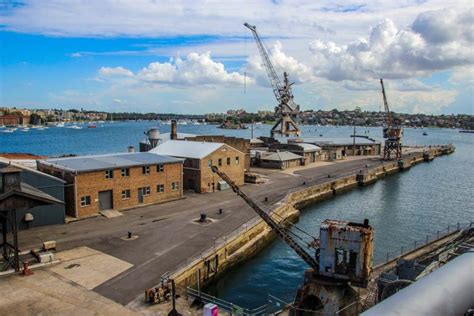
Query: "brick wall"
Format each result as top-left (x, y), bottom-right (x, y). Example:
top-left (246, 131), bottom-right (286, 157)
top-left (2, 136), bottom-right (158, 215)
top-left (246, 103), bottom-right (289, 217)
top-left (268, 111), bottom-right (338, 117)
top-left (38, 162), bottom-right (183, 217)
top-left (198, 145), bottom-right (245, 193)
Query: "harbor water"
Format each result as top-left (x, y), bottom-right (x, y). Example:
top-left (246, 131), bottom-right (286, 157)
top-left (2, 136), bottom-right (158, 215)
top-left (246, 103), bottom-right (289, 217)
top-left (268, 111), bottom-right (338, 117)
top-left (1, 122), bottom-right (473, 308)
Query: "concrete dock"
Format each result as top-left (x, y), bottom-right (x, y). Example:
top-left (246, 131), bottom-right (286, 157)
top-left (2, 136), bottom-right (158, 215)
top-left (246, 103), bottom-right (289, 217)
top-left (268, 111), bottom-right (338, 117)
top-left (4, 145), bottom-right (454, 314)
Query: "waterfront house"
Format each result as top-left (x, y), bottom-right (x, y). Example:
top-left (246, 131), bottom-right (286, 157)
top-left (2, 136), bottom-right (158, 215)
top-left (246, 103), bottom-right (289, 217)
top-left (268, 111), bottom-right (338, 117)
top-left (37, 152), bottom-right (183, 218)
top-left (149, 140), bottom-right (245, 193)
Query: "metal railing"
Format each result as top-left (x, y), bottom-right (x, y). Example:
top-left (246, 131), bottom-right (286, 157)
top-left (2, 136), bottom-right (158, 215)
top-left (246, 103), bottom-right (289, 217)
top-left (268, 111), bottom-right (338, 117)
top-left (376, 221), bottom-right (473, 266)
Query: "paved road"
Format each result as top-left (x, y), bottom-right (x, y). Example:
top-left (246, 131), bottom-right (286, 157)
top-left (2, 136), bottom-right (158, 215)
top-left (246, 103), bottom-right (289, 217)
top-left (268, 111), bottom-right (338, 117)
top-left (17, 153), bottom-right (422, 306)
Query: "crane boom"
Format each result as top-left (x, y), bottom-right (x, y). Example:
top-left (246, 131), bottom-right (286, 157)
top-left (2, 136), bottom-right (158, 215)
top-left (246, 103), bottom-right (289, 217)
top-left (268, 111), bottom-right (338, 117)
top-left (211, 166), bottom-right (319, 270)
top-left (244, 22), bottom-right (301, 137)
top-left (380, 78), bottom-right (392, 128)
top-left (244, 23), bottom-right (283, 104)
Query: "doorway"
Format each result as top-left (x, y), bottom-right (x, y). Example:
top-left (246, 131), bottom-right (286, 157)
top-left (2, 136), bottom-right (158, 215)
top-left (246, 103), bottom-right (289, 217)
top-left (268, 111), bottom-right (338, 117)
top-left (98, 190), bottom-right (113, 210)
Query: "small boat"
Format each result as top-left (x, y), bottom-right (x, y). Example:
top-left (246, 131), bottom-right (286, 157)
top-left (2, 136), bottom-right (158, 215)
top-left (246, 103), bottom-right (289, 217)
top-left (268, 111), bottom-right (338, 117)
top-left (21, 127), bottom-right (30, 132)
top-left (87, 124), bottom-right (97, 128)
top-left (422, 131), bottom-right (428, 136)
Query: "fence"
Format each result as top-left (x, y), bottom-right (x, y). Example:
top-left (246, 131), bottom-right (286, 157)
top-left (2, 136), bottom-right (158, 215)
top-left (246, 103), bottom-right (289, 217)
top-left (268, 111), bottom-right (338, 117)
top-left (187, 287), bottom-right (361, 315)
top-left (376, 221), bottom-right (473, 266)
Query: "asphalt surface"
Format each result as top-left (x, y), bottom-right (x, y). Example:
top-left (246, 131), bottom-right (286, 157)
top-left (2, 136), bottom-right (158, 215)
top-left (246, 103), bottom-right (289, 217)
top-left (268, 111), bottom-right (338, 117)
top-left (17, 153), bottom-right (421, 306)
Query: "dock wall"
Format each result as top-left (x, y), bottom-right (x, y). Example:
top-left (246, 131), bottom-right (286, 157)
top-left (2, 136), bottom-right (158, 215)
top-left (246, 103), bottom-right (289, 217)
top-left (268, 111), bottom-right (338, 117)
top-left (170, 145), bottom-right (454, 291)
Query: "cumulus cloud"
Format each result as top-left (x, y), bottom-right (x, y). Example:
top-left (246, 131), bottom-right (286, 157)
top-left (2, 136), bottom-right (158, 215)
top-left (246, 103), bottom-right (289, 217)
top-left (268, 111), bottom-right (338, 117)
top-left (100, 52), bottom-right (247, 86)
top-left (246, 41), bottom-right (313, 86)
top-left (309, 8), bottom-right (474, 81)
top-left (99, 66), bottom-right (134, 77)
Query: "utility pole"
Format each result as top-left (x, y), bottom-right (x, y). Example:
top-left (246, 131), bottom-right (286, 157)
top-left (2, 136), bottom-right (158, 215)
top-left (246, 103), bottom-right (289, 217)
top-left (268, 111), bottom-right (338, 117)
top-left (353, 120), bottom-right (356, 156)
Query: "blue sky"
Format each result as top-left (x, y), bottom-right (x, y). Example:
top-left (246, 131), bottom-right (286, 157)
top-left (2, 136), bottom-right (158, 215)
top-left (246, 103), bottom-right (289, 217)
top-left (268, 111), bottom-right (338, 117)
top-left (0, 0), bottom-right (472, 114)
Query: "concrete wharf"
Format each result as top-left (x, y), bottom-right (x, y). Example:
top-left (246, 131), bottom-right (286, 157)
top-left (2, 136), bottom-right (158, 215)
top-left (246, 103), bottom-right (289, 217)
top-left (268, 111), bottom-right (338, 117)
top-left (6, 145), bottom-right (455, 314)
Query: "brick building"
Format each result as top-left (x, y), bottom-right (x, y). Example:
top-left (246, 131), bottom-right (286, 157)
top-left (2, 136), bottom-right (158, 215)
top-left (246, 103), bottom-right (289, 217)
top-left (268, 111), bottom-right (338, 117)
top-left (149, 140), bottom-right (245, 193)
top-left (37, 152), bottom-right (183, 218)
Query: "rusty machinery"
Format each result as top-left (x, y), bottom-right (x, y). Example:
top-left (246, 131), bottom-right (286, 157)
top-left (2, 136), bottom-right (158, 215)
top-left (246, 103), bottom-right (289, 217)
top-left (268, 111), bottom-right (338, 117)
top-left (380, 79), bottom-right (403, 160)
top-left (211, 166), bottom-right (374, 313)
top-left (244, 23), bottom-right (301, 138)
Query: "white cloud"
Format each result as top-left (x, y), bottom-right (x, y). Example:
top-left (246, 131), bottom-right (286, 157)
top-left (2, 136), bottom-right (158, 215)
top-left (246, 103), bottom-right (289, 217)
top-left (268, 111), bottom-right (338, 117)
top-left (308, 8), bottom-right (474, 81)
top-left (99, 66), bottom-right (134, 77)
top-left (246, 41), bottom-right (313, 86)
top-left (99, 52), bottom-right (248, 87)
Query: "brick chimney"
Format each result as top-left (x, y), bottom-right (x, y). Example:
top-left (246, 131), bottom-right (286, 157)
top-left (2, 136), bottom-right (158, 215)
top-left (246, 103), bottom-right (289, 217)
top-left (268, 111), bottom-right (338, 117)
top-left (171, 120), bottom-right (178, 140)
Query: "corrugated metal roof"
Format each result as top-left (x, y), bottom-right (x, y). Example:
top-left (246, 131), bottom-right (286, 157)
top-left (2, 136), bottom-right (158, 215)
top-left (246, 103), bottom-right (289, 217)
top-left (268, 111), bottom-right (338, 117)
top-left (39, 152), bottom-right (182, 173)
top-left (149, 140), bottom-right (225, 159)
top-left (296, 137), bottom-right (379, 146)
top-left (262, 151), bottom-right (304, 161)
top-left (0, 157), bottom-right (66, 183)
top-left (297, 143), bottom-right (321, 151)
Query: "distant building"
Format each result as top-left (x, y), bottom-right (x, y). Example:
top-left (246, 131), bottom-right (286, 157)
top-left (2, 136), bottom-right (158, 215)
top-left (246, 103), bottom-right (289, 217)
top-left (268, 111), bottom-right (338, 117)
top-left (37, 152), bottom-right (183, 218)
top-left (289, 137), bottom-right (381, 160)
top-left (269, 143), bottom-right (321, 164)
top-left (150, 140), bottom-right (245, 193)
top-left (258, 151), bottom-right (305, 170)
top-left (0, 158), bottom-right (66, 229)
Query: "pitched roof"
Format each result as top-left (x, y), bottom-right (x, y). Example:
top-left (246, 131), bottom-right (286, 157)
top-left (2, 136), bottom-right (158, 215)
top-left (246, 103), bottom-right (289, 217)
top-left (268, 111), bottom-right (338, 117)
top-left (38, 152), bottom-right (182, 173)
top-left (0, 157), bottom-right (66, 183)
top-left (149, 140), bottom-right (228, 159)
top-left (262, 151), bottom-right (304, 162)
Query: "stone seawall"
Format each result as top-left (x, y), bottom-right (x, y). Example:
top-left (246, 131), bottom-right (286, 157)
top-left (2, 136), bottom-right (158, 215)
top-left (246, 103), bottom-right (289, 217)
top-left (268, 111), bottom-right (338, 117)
top-left (171, 145), bottom-right (454, 291)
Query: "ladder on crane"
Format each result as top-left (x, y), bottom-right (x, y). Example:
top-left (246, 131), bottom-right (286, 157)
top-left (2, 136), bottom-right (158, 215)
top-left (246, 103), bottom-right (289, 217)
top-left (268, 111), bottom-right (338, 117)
top-left (244, 23), bottom-right (301, 138)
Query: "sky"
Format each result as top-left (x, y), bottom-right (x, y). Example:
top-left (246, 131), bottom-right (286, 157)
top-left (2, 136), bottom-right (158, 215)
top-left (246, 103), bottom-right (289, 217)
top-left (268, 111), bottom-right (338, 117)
top-left (0, 0), bottom-right (473, 115)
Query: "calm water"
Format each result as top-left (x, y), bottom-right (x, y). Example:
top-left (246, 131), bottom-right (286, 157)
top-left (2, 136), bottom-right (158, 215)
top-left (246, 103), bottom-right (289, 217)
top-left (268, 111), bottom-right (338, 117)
top-left (1, 122), bottom-right (473, 308)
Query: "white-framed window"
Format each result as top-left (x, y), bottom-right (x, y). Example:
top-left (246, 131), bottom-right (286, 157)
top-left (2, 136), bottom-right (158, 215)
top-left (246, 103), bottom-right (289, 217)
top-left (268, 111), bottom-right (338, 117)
top-left (157, 164), bottom-right (164, 172)
top-left (235, 156), bottom-right (240, 165)
top-left (121, 189), bottom-right (131, 199)
top-left (142, 166), bottom-right (150, 175)
top-left (208, 159), bottom-right (212, 168)
top-left (171, 182), bottom-right (179, 191)
top-left (105, 169), bottom-right (114, 179)
top-left (80, 196), bottom-right (91, 207)
top-left (157, 184), bottom-right (164, 193)
top-left (139, 186), bottom-right (151, 195)
top-left (121, 168), bottom-right (130, 177)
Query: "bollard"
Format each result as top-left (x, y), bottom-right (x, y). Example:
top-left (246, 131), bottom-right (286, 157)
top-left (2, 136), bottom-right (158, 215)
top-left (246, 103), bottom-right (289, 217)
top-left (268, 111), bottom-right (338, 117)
top-left (302, 181), bottom-right (306, 185)
top-left (128, 231), bottom-right (132, 239)
top-left (218, 208), bottom-right (223, 214)
top-left (264, 196), bottom-right (268, 202)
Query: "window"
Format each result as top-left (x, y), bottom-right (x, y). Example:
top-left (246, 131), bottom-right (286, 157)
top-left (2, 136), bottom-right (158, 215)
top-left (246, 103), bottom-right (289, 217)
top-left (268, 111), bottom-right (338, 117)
top-left (235, 156), bottom-right (240, 165)
top-left (139, 186), bottom-right (151, 195)
top-left (121, 189), bottom-right (131, 199)
top-left (227, 157), bottom-right (231, 165)
top-left (80, 196), bottom-right (91, 207)
top-left (171, 182), bottom-right (179, 191)
top-left (208, 159), bottom-right (212, 168)
top-left (142, 166), bottom-right (150, 175)
top-left (157, 184), bottom-right (164, 193)
top-left (121, 168), bottom-right (130, 177)
top-left (218, 158), bottom-right (222, 166)
top-left (105, 169), bottom-right (114, 179)
top-left (157, 164), bottom-right (164, 172)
